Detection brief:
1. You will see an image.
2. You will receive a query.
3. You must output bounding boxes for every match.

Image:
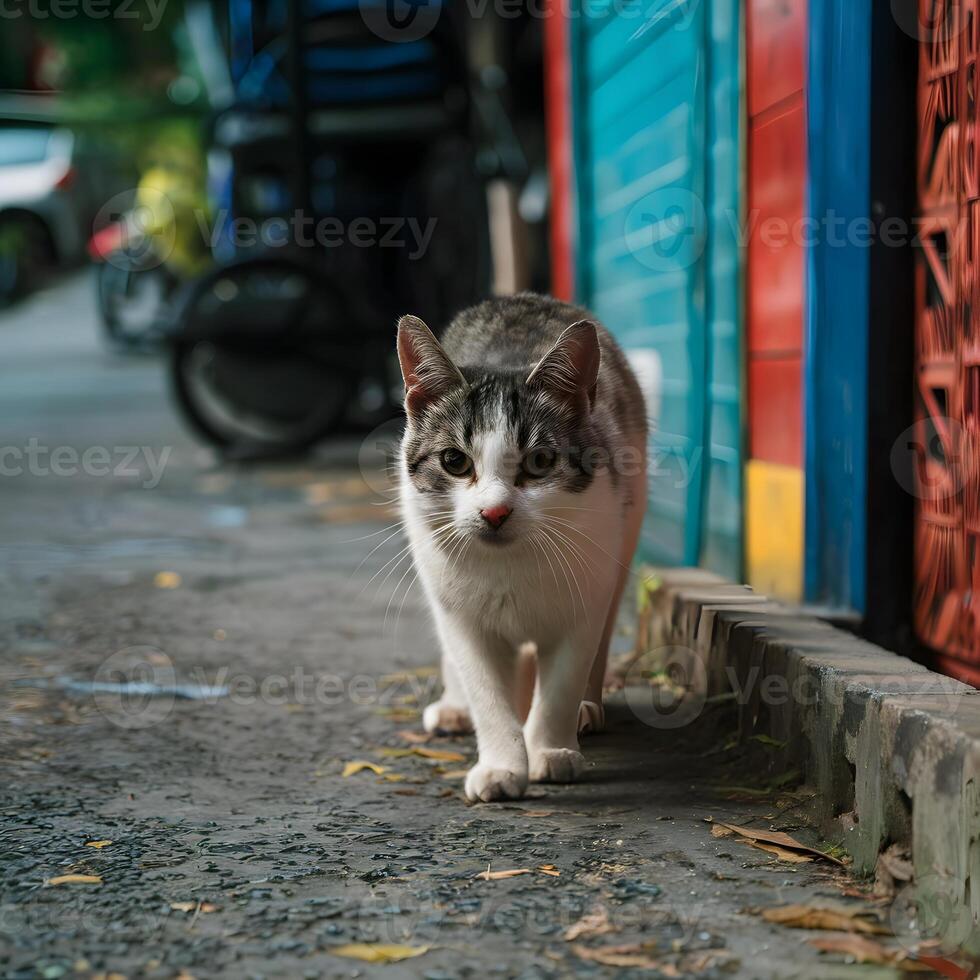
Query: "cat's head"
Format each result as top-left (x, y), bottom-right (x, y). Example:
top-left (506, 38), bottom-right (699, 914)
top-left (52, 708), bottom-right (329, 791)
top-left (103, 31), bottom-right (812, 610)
top-left (396, 314), bottom-right (601, 549)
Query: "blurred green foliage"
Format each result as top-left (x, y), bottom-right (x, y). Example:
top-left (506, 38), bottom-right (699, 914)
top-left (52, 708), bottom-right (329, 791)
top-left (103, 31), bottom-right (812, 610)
top-left (0, 0), bottom-right (213, 181)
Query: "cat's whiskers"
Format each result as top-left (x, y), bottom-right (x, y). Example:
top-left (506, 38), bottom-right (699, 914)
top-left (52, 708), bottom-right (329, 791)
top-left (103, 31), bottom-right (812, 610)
top-left (438, 527), bottom-right (471, 587)
top-left (351, 509), bottom-right (455, 578)
top-left (531, 526), bottom-right (584, 624)
top-left (529, 528), bottom-right (562, 599)
top-left (393, 566), bottom-right (420, 638)
top-left (384, 556), bottom-right (417, 631)
top-left (542, 514), bottom-right (632, 575)
top-left (538, 524), bottom-right (589, 621)
top-left (361, 542), bottom-right (414, 598)
top-left (382, 511), bottom-right (459, 635)
top-left (364, 517), bottom-right (454, 600)
top-left (538, 519), bottom-right (597, 585)
top-left (351, 524), bottom-right (407, 578)
top-left (340, 520), bottom-right (405, 545)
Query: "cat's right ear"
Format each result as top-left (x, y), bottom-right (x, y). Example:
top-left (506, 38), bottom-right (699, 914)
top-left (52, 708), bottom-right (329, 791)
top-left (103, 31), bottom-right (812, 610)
top-left (397, 315), bottom-right (466, 420)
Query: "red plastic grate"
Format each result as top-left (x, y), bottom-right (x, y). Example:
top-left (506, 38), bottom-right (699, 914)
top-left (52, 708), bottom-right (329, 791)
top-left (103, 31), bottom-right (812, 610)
top-left (914, 0), bottom-right (980, 684)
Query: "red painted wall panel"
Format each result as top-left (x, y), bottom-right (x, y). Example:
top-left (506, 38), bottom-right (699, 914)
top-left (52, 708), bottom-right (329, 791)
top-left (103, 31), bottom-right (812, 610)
top-left (543, 0), bottom-right (574, 302)
top-left (745, 0), bottom-right (806, 469)
top-left (748, 357), bottom-right (804, 467)
top-left (747, 0), bottom-right (808, 118)
top-left (747, 97), bottom-right (807, 355)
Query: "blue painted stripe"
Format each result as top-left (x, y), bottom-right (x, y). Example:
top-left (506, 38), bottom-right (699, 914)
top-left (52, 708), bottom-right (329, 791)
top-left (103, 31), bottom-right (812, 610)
top-left (804, 0), bottom-right (871, 611)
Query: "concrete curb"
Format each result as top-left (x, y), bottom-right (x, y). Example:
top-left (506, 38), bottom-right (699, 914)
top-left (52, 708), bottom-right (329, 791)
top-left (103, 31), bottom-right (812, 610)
top-left (638, 567), bottom-right (980, 955)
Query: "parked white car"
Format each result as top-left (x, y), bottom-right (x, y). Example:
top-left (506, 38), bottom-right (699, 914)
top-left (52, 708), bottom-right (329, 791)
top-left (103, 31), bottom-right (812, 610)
top-left (0, 118), bottom-right (124, 302)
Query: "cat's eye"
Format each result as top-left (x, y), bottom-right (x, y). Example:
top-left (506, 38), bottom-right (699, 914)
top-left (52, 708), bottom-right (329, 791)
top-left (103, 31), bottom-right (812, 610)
top-left (522, 448), bottom-right (558, 479)
top-left (440, 448), bottom-right (473, 477)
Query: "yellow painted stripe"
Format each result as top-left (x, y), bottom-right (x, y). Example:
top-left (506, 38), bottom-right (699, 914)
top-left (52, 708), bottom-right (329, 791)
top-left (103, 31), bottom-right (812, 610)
top-left (745, 460), bottom-right (804, 602)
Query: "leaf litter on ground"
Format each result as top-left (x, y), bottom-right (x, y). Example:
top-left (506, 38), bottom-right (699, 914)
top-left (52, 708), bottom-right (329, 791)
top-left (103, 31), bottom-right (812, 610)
top-left (170, 901), bottom-right (219, 913)
top-left (329, 943), bottom-right (431, 964)
top-left (475, 863), bottom-right (561, 881)
top-left (707, 819), bottom-right (847, 866)
top-left (760, 903), bottom-right (889, 934)
top-left (342, 761), bottom-right (387, 777)
top-left (563, 906), bottom-right (618, 941)
top-left (570, 942), bottom-right (662, 970)
top-left (873, 843), bottom-right (914, 900)
top-left (376, 746), bottom-right (466, 762)
top-left (808, 933), bottom-right (932, 971)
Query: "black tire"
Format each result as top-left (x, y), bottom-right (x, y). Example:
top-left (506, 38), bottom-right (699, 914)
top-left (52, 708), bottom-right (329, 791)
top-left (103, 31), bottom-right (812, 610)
top-left (168, 256), bottom-right (354, 455)
top-left (0, 213), bottom-right (47, 305)
top-left (96, 247), bottom-right (177, 352)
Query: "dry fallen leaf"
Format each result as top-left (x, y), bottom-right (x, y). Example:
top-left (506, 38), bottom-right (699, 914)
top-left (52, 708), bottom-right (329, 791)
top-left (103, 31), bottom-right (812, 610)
top-left (475, 867), bottom-right (533, 881)
top-left (570, 942), bottom-right (661, 969)
top-left (153, 571), bottom-right (182, 589)
top-left (809, 933), bottom-right (931, 971)
top-left (874, 843), bottom-right (914, 899)
top-left (537, 864), bottom-right (561, 877)
top-left (411, 746), bottom-right (466, 762)
top-left (439, 769), bottom-right (469, 780)
top-left (377, 746), bottom-right (465, 762)
top-left (563, 906), bottom-right (618, 941)
top-left (85, 840), bottom-right (112, 849)
top-left (170, 901), bottom-right (219, 913)
top-left (373, 707), bottom-right (420, 721)
top-left (47, 874), bottom-right (102, 886)
top-left (761, 904), bottom-right (890, 935)
top-left (329, 943), bottom-right (431, 964)
top-left (747, 841), bottom-right (814, 864)
top-left (395, 729), bottom-right (432, 744)
top-left (342, 761), bottom-right (387, 778)
top-left (380, 667), bottom-right (438, 684)
top-left (709, 821), bottom-right (846, 865)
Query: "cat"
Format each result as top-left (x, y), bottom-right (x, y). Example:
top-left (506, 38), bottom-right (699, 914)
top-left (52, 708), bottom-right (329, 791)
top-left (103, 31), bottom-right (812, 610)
top-left (396, 293), bottom-right (647, 802)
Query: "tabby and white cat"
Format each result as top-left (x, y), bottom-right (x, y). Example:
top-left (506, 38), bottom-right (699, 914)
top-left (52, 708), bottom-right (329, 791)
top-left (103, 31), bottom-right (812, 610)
top-left (397, 293), bottom-right (647, 802)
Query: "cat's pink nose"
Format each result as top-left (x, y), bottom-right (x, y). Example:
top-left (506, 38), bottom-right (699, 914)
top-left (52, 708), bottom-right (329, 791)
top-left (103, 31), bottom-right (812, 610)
top-left (480, 505), bottom-right (512, 529)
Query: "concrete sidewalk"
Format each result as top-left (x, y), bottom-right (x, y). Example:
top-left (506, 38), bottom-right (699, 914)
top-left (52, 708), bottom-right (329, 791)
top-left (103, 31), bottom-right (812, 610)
top-left (0, 276), bottom-right (955, 978)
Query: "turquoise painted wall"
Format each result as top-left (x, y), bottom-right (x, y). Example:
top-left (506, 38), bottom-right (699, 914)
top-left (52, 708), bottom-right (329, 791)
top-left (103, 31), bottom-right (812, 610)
top-left (570, 0), bottom-right (743, 577)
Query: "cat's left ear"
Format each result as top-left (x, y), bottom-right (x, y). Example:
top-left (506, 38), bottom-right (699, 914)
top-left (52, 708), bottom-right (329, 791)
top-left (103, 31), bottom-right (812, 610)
top-left (397, 314), bottom-right (467, 420)
top-left (526, 320), bottom-right (600, 411)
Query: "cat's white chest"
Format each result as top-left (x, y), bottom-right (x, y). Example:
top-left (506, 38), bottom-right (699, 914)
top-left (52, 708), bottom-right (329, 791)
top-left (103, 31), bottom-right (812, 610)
top-left (429, 554), bottom-right (536, 639)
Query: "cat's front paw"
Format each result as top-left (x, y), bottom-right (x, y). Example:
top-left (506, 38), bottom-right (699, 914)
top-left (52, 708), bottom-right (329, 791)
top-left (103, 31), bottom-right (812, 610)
top-left (528, 747), bottom-right (585, 783)
top-left (422, 700), bottom-right (473, 734)
top-left (464, 763), bottom-right (527, 802)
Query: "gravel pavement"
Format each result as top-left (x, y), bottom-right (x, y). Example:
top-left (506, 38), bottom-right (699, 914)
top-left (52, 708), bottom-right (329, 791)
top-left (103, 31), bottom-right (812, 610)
top-left (0, 275), bottom-right (902, 979)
